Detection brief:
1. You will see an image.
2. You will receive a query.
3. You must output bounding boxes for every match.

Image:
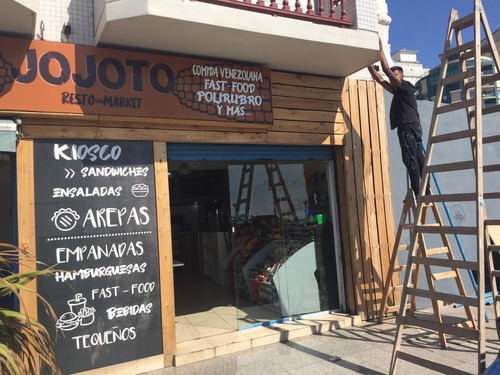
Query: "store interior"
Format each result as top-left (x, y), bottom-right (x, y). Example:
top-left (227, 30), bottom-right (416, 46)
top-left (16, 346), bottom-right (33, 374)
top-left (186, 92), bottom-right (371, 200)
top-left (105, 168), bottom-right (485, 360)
top-left (168, 159), bottom-right (340, 343)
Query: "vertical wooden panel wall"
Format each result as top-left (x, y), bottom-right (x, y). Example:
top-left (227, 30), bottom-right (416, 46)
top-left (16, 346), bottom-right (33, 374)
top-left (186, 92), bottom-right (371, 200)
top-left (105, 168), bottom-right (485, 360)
top-left (340, 79), bottom-right (397, 320)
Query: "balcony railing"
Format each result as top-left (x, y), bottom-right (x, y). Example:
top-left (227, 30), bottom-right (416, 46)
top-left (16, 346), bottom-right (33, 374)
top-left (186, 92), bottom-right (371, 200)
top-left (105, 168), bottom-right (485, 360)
top-left (191, 0), bottom-right (352, 27)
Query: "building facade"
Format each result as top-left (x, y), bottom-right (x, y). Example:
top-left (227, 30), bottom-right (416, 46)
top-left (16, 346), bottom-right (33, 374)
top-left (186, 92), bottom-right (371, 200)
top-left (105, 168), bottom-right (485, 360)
top-left (0, 0), bottom-right (397, 373)
top-left (415, 28), bottom-right (500, 107)
top-left (390, 49), bottom-right (429, 85)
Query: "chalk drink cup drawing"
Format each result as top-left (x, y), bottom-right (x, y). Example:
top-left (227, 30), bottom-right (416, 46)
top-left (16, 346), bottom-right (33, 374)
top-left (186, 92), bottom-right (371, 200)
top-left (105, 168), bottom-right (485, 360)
top-left (56, 293), bottom-right (96, 331)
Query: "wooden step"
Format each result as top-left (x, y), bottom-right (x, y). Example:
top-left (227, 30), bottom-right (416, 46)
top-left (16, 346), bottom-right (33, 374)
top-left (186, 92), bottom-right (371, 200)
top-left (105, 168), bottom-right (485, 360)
top-left (386, 303), bottom-right (411, 313)
top-left (426, 246), bottom-right (450, 255)
top-left (432, 271), bottom-right (457, 281)
top-left (397, 315), bottom-right (479, 340)
top-left (486, 219), bottom-right (500, 226)
top-left (421, 192), bottom-right (475, 203)
top-left (393, 264), bottom-right (417, 272)
top-left (431, 129), bottom-right (476, 144)
top-left (484, 134), bottom-right (500, 145)
top-left (465, 72), bottom-right (500, 91)
top-left (462, 43), bottom-right (493, 60)
top-left (412, 256), bottom-right (478, 271)
top-left (444, 40), bottom-right (475, 58)
top-left (450, 13), bottom-right (474, 31)
top-left (485, 192), bottom-right (500, 200)
top-left (471, 103), bottom-right (500, 117)
top-left (406, 287), bottom-right (479, 308)
top-left (397, 244), bottom-right (409, 251)
top-left (416, 224), bottom-right (477, 235)
top-left (435, 98), bottom-right (475, 115)
top-left (426, 160), bottom-right (475, 173)
top-left (488, 245), bottom-right (500, 252)
top-left (484, 163), bottom-right (500, 173)
top-left (441, 69), bottom-right (475, 86)
top-left (491, 270), bottom-right (500, 278)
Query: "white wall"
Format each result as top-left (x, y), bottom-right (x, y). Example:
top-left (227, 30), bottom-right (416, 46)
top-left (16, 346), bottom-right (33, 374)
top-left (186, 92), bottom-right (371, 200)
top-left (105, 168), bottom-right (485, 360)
top-left (36, 0), bottom-right (94, 45)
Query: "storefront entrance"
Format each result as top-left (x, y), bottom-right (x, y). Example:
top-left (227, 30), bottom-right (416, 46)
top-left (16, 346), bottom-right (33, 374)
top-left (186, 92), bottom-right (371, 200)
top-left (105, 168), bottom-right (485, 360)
top-left (167, 144), bottom-right (343, 342)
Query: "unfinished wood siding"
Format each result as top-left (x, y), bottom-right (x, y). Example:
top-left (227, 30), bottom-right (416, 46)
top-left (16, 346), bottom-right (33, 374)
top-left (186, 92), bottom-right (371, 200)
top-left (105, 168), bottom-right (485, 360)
top-left (269, 71), bottom-right (347, 145)
top-left (340, 79), bottom-right (396, 320)
top-left (10, 71), bottom-right (347, 146)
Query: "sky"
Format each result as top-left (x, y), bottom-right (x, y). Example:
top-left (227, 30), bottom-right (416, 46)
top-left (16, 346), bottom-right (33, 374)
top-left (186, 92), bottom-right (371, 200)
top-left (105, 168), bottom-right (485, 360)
top-left (386, 0), bottom-right (500, 69)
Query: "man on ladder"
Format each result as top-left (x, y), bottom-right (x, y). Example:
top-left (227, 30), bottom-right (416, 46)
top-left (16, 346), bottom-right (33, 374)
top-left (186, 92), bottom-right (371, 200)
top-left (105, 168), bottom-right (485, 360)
top-left (368, 38), bottom-right (427, 197)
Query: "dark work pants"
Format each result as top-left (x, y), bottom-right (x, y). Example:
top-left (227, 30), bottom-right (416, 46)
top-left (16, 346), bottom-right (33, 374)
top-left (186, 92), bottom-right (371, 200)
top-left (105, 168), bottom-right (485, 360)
top-left (397, 122), bottom-right (425, 196)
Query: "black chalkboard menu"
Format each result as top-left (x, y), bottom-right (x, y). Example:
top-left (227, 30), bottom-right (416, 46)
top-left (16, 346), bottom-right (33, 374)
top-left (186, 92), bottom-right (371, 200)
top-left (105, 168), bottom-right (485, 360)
top-left (34, 140), bottom-right (162, 374)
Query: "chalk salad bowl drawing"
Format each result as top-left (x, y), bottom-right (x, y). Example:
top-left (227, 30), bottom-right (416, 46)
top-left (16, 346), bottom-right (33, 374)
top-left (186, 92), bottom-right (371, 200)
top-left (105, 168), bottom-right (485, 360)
top-left (131, 183), bottom-right (149, 197)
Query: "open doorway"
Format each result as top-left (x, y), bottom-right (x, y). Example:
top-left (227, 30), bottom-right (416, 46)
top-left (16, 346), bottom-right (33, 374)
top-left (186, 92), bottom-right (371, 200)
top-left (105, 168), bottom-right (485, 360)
top-left (167, 147), bottom-right (341, 343)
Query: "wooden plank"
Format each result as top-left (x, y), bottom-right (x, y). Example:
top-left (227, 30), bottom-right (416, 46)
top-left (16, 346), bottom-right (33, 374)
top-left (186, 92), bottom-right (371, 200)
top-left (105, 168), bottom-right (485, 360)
top-left (334, 148), bottom-right (356, 314)
top-left (375, 83), bottom-right (396, 272)
top-left (484, 163), bottom-right (500, 173)
top-left (16, 140), bottom-right (37, 321)
top-left (398, 315), bottom-right (479, 340)
top-left (406, 287), bottom-right (479, 307)
top-left (416, 225), bottom-right (477, 235)
top-left (444, 40), bottom-right (475, 57)
top-left (271, 83), bottom-right (341, 101)
top-left (431, 129), bottom-right (475, 143)
top-left (421, 193), bottom-right (475, 203)
top-left (426, 160), bottom-right (475, 173)
top-left (271, 71), bottom-right (342, 89)
top-left (5, 110), bottom-right (271, 131)
top-left (412, 256), bottom-right (478, 271)
top-left (367, 81), bottom-right (394, 309)
top-left (435, 98), bottom-right (475, 114)
top-left (489, 226), bottom-right (500, 245)
top-left (272, 120), bottom-right (347, 135)
top-left (359, 80), bottom-right (383, 315)
top-left (451, 13), bottom-right (474, 31)
top-left (349, 79), bottom-right (376, 319)
top-left (21, 125), bottom-right (268, 144)
top-left (272, 96), bottom-right (341, 111)
top-left (273, 108), bottom-right (342, 122)
top-left (441, 69), bottom-right (475, 86)
top-left (154, 143), bottom-right (176, 367)
top-left (266, 131), bottom-right (344, 145)
top-left (342, 79), bottom-right (366, 319)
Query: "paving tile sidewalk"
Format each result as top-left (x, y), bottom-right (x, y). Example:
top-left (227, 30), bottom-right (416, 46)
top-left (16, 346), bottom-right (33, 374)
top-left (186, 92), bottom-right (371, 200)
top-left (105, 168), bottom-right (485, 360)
top-left (145, 304), bottom-right (500, 375)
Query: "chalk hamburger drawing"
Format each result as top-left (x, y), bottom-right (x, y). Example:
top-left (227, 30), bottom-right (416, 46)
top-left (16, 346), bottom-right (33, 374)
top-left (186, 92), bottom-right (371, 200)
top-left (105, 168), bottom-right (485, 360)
top-left (56, 293), bottom-right (96, 331)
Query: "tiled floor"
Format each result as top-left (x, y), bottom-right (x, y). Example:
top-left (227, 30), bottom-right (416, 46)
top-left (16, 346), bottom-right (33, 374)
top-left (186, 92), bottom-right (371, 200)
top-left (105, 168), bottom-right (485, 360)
top-left (174, 270), bottom-right (283, 343)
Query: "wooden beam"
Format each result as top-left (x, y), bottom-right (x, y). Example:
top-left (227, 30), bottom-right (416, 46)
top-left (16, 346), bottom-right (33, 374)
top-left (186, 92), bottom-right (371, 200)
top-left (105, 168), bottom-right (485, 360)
top-left (16, 140), bottom-right (37, 319)
top-left (154, 143), bottom-right (176, 367)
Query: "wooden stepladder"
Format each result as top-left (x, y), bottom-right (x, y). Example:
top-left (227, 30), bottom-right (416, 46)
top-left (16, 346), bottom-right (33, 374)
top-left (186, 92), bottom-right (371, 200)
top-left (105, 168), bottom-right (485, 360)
top-left (233, 163), bottom-right (298, 223)
top-left (264, 162), bottom-right (299, 223)
top-left (378, 190), bottom-right (476, 348)
top-left (390, 1), bottom-right (500, 374)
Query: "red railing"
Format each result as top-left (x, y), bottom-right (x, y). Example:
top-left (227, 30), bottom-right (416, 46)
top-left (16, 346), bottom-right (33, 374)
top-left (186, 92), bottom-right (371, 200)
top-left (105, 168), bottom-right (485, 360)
top-left (191, 0), bottom-right (352, 27)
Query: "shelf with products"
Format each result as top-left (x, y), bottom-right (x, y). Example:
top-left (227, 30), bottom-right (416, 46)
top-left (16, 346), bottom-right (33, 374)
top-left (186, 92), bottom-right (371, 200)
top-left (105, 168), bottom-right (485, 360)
top-left (228, 214), bottom-right (323, 316)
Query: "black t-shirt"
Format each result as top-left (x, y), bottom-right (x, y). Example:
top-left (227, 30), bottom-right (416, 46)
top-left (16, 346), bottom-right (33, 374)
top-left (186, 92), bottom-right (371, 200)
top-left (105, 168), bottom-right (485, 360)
top-left (389, 79), bottom-right (420, 129)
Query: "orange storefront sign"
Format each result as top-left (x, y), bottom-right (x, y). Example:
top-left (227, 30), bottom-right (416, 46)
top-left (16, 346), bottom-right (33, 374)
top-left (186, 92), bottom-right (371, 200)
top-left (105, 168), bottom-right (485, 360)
top-left (0, 36), bottom-right (273, 123)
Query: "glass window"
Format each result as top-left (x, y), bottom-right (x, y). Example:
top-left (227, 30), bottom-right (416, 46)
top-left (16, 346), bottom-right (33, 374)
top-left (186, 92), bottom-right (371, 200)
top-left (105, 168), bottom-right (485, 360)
top-left (169, 154), bottom-right (340, 336)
